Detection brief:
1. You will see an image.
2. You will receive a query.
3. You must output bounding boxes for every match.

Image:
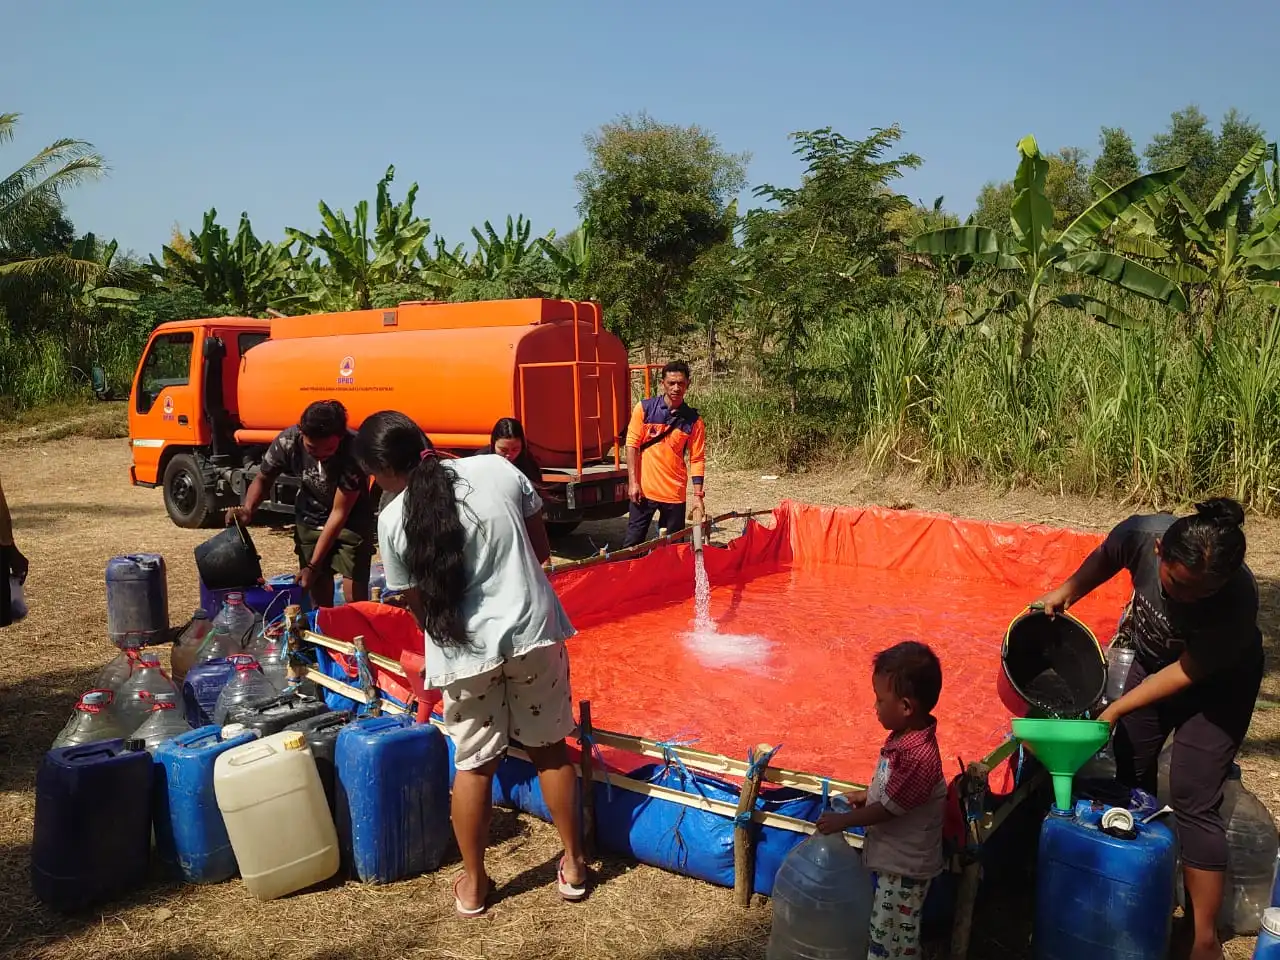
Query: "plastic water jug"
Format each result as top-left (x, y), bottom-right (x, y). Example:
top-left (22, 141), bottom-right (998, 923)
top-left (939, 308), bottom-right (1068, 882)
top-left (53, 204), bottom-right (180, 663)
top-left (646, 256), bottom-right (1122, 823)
top-left (214, 592), bottom-right (255, 647)
top-left (194, 625), bottom-right (243, 666)
top-left (1034, 801), bottom-right (1176, 960)
top-left (1104, 645), bottom-right (1135, 703)
top-left (131, 693), bottom-right (192, 753)
top-left (214, 730), bottom-right (340, 900)
top-left (246, 626), bottom-right (290, 692)
top-left (766, 833), bottom-right (874, 960)
top-left (114, 689), bottom-right (155, 732)
top-left (199, 573), bottom-right (307, 624)
top-left (335, 716), bottom-right (451, 883)
top-left (105, 553), bottom-right (169, 648)
top-left (1256, 908), bottom-right (1280, 959)
top-left (183, 657), bottom-right (236, 727)
top-left (213, 655), bottom-right (277, 726)
top-left (94, 647), bottom-right (140, 691)
top-left (119, 650), bottom-right (181, 701)
top-left (170, 610), bottom-right (212, 686)
top-left (1220, 768), bottom-right (1278, 936)
top-left (153, 724), bottom-right (258, 883)
top-left (52, 690), bottom-right (130, 748)
top-left (225, 691), bottom-right (329, 738)
top-left (286, 711), bottom-right (353, 817)
top-left (32, 738), bottom-right (152, 911)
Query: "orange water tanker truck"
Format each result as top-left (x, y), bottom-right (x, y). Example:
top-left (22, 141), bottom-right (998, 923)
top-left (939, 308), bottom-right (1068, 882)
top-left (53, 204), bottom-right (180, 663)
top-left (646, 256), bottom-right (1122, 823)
top-left (127, 298), bottom-right (633, 536)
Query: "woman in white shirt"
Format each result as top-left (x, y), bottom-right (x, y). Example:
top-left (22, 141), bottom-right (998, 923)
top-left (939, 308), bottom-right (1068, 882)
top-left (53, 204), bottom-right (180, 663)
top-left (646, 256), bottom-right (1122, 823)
top-left (354, 410), bottom-right (587, 916)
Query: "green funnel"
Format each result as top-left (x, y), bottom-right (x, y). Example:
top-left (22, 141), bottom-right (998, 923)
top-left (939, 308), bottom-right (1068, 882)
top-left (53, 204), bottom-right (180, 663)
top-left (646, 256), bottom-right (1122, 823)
top-left (1012, 717), bottom-right (1111, 810)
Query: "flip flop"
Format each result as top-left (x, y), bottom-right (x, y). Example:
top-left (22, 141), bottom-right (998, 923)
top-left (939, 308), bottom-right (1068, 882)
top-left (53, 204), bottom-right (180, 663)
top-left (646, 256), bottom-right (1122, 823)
top-left (453, 874), bottom-right (488, 918)
top-left (557, 856), bottom-right (588, 902)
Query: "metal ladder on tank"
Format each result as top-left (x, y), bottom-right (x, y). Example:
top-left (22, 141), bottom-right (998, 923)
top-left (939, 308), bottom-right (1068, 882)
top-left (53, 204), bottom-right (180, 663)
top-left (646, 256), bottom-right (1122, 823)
top-left (570, 301), bottom-right (620, 477)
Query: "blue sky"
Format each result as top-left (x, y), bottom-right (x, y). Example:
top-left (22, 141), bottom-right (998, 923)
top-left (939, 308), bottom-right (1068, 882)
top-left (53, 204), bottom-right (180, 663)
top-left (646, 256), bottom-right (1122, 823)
top-left (5, 0), bottom-right (1278, 258)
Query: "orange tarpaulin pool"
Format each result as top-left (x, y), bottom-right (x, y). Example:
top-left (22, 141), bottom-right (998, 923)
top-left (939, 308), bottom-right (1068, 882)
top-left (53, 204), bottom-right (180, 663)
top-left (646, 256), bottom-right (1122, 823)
top-left (554, 501), bottom-right (1132, 793)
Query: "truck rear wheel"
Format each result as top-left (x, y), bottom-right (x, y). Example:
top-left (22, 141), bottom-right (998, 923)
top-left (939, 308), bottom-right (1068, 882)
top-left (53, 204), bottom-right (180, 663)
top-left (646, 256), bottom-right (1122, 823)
top-left (545, 520), bottom-right (581, 539)
top-left (163, 454), bottom-right (215, 528)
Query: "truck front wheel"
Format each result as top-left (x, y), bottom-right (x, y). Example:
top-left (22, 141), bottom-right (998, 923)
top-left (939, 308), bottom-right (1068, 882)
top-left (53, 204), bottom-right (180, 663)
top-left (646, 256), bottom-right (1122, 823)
top-left (163, 454), bottom-right (215, 528)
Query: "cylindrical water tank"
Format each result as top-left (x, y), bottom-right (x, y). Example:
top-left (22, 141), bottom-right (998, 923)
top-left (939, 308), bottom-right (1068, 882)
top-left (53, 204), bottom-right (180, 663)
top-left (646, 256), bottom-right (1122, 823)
top-left (235, 300), bottom-right (630, 468)
top-left (767, 833), bottom-right (873, 960)
top-left (105, 554), bottom-right (169, 648)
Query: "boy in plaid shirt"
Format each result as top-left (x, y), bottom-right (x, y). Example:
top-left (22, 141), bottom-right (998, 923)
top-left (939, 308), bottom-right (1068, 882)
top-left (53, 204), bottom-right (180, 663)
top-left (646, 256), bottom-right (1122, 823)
top-left (817, 641), bottom-right (946, 959)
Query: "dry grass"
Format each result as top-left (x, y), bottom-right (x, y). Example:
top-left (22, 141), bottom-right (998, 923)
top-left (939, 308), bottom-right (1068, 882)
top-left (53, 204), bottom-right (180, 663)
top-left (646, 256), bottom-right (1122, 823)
top-left (2, 439), bottom-right (1279, 959)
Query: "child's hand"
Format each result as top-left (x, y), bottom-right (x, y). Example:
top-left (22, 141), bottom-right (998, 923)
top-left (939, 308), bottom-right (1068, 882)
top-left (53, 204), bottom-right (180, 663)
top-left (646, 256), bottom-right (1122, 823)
top-left (815, 811), bottom-right (852, 835)
top-left (841, 788), bottom-right (868, 807)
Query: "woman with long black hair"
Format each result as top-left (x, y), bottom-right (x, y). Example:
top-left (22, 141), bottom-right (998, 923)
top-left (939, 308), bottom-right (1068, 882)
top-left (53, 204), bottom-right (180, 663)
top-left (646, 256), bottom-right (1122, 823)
top-left (481, 417), bottom-right (543, 492)
top-left (354, 411), bottom-right (586, 917)
top-left (1035, 499), bottom-right (1263, 960)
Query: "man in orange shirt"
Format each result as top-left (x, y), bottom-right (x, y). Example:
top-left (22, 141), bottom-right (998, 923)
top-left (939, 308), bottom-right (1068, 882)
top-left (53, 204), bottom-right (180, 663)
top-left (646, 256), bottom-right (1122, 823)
top-left (623, 361), bottom-right (707, 547)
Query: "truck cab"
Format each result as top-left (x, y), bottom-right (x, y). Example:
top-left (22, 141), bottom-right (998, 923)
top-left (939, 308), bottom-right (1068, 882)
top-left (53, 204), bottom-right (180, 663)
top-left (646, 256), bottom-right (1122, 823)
top-left (128, 301), bottom-right (634, 537)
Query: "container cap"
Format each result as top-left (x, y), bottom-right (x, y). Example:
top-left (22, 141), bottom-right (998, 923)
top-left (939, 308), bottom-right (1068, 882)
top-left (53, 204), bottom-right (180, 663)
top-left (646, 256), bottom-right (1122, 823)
top-left (1100, 807), bottom-right (1135, 833)
top-left (153, 692), bottom-right (177, 704)
top-left (227, 592), bottom-right (245, 603)
top-left (281, 732), bottom-right (305, 751)
top-left (1263, 907), bottom-right (1280, 937)
top-left (193, 609), bottom-right (209, 619)
top-left (221, 723), bottom-right (251, 739)
top-left (82, 691), bottom-right (110, 706)
top-left (138, 651), bottom-right (161, 665)
top-left (123, 738), bottom-right (146, 752)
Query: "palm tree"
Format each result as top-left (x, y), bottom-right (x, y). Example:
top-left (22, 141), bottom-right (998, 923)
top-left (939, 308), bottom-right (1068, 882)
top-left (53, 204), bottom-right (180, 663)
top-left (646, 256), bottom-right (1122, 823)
top-left (0, 112), bottom-right (105, 283)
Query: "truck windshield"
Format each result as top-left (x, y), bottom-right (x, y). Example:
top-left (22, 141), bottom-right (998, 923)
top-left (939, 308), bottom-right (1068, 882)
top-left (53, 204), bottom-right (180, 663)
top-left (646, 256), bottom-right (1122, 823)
top-left (136, 332), bottom-right (194, 414)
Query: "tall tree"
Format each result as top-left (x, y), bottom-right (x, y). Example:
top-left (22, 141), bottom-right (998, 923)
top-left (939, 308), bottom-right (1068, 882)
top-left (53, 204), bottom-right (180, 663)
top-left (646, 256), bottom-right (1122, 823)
top-left (1093, 126), bottom-right (1141, 189)
top-left (576, 113), bottom-right (747, 359)
top-left (1144, 106), bottom-right (1266, 212)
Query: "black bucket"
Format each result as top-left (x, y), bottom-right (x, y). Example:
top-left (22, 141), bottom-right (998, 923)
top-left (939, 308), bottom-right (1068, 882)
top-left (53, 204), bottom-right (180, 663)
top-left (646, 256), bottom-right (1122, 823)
top-left (999, 609), bottom-right (1106, 718)
top-left (194, 519), bottom-right (263, 591)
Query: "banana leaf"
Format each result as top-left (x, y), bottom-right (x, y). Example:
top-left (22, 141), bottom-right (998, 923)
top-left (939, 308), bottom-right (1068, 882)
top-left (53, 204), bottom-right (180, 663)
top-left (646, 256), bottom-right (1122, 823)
top-left (1249, 284), bottom-right (1280, 307)
top-left (1049, 293), bottom-right (1141, 329)
top-left (910, 226), bottom-right (1021, 269)
top-left (1058, 251), bottom-right (1189, 310)
top-left (1011, 186), bottom-right (1054, 265)
top-left (1205, 141), bottom-right (1269, 232)
top-left (1057, 165), bottom-right (1186, 254)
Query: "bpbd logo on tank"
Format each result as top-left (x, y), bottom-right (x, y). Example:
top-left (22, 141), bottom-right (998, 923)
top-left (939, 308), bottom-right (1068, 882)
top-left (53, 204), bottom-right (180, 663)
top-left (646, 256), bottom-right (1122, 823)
top-left (337, 356), bottom-right (355, 386)
top-left (162, 396), bottom-right (175, 421)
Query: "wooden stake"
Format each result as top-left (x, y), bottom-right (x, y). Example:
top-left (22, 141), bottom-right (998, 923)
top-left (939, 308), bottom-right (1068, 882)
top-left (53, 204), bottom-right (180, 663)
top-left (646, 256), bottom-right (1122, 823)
top-left (734, 742), bottom-right (773, 908)
top-left (578, 700), bottom-right (597, 857)
top-left (949, 761), bottom-right (989, 960)
top-left (282, 604), bottom-right (306, 682)
top-left (352, 635), bottom-right (381, 717)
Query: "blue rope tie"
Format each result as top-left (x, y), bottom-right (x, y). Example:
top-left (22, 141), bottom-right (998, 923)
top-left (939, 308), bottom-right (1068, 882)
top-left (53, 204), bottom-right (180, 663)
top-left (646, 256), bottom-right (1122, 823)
top-left (577, 730), bottom-right (613, 802)
top-left (745, 744), bottom-right (782, 781)
top-left (657, 736), bottom-right (707, 799)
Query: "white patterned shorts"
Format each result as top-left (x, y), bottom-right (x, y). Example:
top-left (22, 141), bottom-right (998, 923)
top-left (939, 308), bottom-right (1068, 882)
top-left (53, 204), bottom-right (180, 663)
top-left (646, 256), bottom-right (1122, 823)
top-left (441, 642), bottom-right (575, 771)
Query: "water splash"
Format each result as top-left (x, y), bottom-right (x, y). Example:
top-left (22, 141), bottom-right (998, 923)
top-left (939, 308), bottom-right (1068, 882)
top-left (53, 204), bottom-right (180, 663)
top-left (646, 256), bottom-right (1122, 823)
top-left (684, 550), bottom-right (773, 672)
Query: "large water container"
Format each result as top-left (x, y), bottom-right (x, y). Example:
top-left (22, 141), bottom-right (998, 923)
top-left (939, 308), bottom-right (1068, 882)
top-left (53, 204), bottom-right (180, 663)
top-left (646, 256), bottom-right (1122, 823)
top-left (1220, 768), bottom-right (1279, 936)
top-left (1034, 802), bottom-right (1177, 960)
top-left (285, 711), bottom-right (353, 817)
top-left (114, 689), bottom-right (155, 732)
top-left (170, 610), bottom-right (212, 687)
top-left (183, 658), bottom-right (237, 727)
top-left (199, 573), bottom-right (307, 623)
top-left (214, 730), bottom-right (340, 900)
top-left (119, 650), bottom-right (181, 702)
top-left (1256, 908), bottom-right (1280, 959)
top-left (52, 690), bottom-right (130, 748)
top-left (766, 833), bottom-right (873, 960)
top-left (213, 592), bottom-right (255, 648)
top-left (94, 647), bottom-right (140, 692)
top-left (245, 627), bottom-right (291, 692)
top-left (213, 655), bottom-right (277, 726)
top-left (1104, 645), bottom-right (1135, 703)
top-left (334, 716), bottom-right (451, 883)
top-left (131, 694), bottom-right (192, 753)
top-left (105, 554), bottom-right (169, 648)
top-left (153, 724), bottom-right (258, 883)
top-left (225, 691), bottom-right (330, 738)
top-left (31, 738), bottom-right (153, 910)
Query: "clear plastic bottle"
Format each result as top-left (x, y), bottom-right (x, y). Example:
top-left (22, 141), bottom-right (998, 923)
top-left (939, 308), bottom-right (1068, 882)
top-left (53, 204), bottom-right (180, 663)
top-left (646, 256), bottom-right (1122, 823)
top-left (247, 626), bottom-right (291, 692)
top-left (213, 655), bottom-right (278, 726)
top-left (1219, 768), bottom-right (1278, 936)
top-left (113, 688), bottom-right (155, 733)
top-left (52, 690), bottom-right (131, 748)
top-left (131, 693), bottom-right (192, 753)
top-left (194, 625), bottom-right (243, 665)
top-left (214, 592), bottom-right (255, 647)
top-left (170, 610), bottom-right (212, 686)
top-left (766, 833), bottom-right (874, 960)
top-left (118, 650), bottom-right (181, 701)
top-left (1104, 645), bottom-right (1136, 703)
top-left (93, 647), bottom-right (141, 692)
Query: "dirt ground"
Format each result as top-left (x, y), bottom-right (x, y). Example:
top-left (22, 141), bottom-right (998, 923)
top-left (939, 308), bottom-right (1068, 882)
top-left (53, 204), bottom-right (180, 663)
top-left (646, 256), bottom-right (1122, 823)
top-left (2, 435), bottom-right (1279, 960)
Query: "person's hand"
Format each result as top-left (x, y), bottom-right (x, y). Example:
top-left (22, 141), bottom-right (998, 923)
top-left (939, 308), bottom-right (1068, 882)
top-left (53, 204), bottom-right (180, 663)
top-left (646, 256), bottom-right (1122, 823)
top-left (298, 563), bottom-right (315, 591)
top-left (1098, 702), bottom-right (1122, 728)
top-left (690, 497), bottom-right (706, 525)
top-left (628, 481), bottom-right (643, 505)
top-left (1031, 584), bottom-right (1073, 618)
top-left (840, 788), bottom-right (868, 807)
top-left (225, 505), bottom-right (252, 527)
top-left (3, 544), bottom-right (28, 585)
top-left (815, 810), bottom-right (852, 835)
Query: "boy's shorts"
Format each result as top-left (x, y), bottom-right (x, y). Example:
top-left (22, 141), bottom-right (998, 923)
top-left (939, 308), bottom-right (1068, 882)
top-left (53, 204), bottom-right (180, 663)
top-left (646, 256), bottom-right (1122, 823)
top-left (441, 642), bottom-right (574, 771)
top-left (294, 524), bottom-right (372, 584)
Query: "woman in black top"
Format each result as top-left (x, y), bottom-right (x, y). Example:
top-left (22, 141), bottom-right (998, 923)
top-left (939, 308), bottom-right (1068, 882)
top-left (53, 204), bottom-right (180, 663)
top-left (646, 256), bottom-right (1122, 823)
top-left (481, 418), bottom-right (543, 492)
top-left (1035, 499), bottom-right (1263, 960)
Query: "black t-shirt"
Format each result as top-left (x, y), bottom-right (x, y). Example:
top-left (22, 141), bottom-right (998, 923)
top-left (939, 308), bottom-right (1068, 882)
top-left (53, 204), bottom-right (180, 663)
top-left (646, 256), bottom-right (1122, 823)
top-left (1098, 514), bottom-right (1261, 674)
top-left (260, 426), bottom-right (373, 534)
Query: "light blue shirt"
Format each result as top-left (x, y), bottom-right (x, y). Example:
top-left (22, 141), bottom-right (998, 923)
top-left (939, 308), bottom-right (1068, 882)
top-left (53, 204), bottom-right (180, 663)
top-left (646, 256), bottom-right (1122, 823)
top-left (378, 454), bottom-right (575, 688)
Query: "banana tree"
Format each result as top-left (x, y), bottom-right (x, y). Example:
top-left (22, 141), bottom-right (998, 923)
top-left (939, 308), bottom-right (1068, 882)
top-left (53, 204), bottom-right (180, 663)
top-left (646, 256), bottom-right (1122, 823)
top-left (66, 233), bottom-right (141, 310)
top-left (153, 209), bottom-right (295, 315)
top-left (287, 165), bottom-right (430, 310)
top-left (1106, 141), bottom-right (1280, 341)
top-left (536, 218), bottom-right (592, 298)
top-left (912, 135), bottom-right (1189, 362)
